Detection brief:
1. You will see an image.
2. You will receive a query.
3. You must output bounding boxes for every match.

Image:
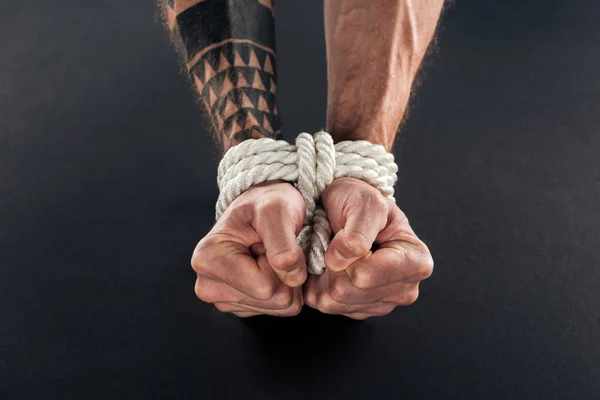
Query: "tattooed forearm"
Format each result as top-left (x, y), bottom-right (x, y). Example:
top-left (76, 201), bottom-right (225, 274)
top-left (160, 0), bottom-right (280, 152)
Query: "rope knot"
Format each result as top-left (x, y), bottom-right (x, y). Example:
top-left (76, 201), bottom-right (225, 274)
top-left (216, 131), bottom-right (398, 275)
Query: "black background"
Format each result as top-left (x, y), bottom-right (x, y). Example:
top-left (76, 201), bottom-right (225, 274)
top-left (1, 0), bottom-right (599, 398)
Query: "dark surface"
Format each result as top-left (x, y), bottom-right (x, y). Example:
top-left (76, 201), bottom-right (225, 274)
top-left (1, 1), bottom-right (599, 398)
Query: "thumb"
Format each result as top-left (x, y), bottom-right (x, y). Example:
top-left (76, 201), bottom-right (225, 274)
top-left (325, 208), bottom-right (387, 272)
top-left (254, 212), bottom-right (307, 287)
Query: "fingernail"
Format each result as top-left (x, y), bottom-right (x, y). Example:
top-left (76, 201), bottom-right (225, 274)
top-left (327, 247), bottom-right (346, 271)
top-left (285, 268), bottom-right (307, 287)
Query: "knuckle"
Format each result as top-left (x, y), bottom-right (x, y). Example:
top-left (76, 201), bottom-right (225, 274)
top-left (372, 305), bottom-right (396, 317)
top-left (191, 257), bottom-right (209, 277)
top-left (253, 279), bottom-right (278, 301)
top-left (348, 313), bottom-right (370, 320)
top-left (316, 292), bottom-right (336, 314)
top-left (194, 279), bottom-right (217, 304)
top-left (190, 253), bottom-right (202, 272)
top-left (418, 255), bottom-right (434, 281)
top-left (354, 186), bottom-right (377, 202)
top-left (261, 199), bottom-right (282, 215)
top-left (190, 244), bottom-right (207, 270)
top-left (329, 277), bottom-right (350, 302)
top-left (285, 301), bottom-right (303, 317)
top-left (343, 231), bottom-right (371, 256)
top-left (372, 194), bottom-right (390, 214)
top-left (400, 288), bottom-right (420, 306)
top-left (214, 303), bottom-right (231, 313)
top-left (270, 248), bottom-right (302, 271)
top-left (408, 244), bottom-right (434, 281)
top-left (350, 265), bottom-right (374, 289)
top-left (273, 288), bottom-right (294, 309)
top-left (354, 188), bottom-right (389, 213)
top-left (256, 196), bottom-right (304, 227)
top-left (257, 195), bottom-right (286, 216)
top-left (303, 287), bottom-right (317, 308)
top-left (233, 312), bottom-right (254, 318)
top-left (191, 237), bottom-right (219, 276)
top-left (193, 261), bottom-right (214, 280)
top-left (228, 201), bottom-right (255, 220)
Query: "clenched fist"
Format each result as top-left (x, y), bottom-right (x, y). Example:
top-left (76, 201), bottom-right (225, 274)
top-left (191, 181), bottom-right (306, 317)
top-left (304, 178), bottom-right (434, 319)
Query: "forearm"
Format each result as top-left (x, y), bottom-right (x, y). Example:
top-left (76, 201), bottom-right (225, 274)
top-left (325, 0), bottom-right (444, 150)
top-left (160, 0), bottom-right (281, 152)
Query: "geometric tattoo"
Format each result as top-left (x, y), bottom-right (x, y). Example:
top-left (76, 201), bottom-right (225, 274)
top-left (160, 0), bottom-right (281, 152)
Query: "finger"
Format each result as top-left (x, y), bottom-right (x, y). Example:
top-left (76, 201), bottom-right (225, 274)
top-left (192, 240), bottom-right (280, 301)
top-left (195, 276), bottom-right (296, 311)
top-left (345, 313), bottom-right (370, 320)
top-left (327, 271), bottom-right (417, 305)
top-left (214, 302), bottom-right (245, 313)
top-left (345, 243), bottom-right (433, 289)
top-left (215, 287), bottom-right (304, 317)
top-left (306, 270), bottom-right (419, 309)
top-left (324, 203), bottom-right (388, 272)
top-left (233, 311), bottom-right (260, 318)
top-left (236, 287), bottom-right (304, 317)
top-left (304, 272), bottom-right (377, 315)
top-left (254, 207), bottom-right (307, 287)
top-left (316, 292), bottom-right (384, 315)
top-left (214, 303), bottom-right (261, 317)
top-left (302, 273), bottom-right (320, 309)
top-left (345, 304), bottom-right (397, 320)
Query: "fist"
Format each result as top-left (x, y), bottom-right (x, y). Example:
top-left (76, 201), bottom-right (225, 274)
top-left (191, 181), bottom-right (306, 317)
top-left (303, 178), bottom-right (433, 319)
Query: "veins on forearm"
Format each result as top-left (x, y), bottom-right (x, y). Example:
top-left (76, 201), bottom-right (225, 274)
top-left (324, 0), bottom-right (444, 150)
top-left (160, 0), bottom-right (281, 151)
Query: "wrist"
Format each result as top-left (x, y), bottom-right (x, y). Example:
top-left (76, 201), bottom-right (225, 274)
top-left (326, 120), bottom-right (397, 151)
top-left (326, 91), bottom-right (411, 151)
top-left (326, 122), bottom-right (400, 152)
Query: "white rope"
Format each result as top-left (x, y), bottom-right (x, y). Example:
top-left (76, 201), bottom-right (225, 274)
top-left (216, 130), bottom-right (398, 275)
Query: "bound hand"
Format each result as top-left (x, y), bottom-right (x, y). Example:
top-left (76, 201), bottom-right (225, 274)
top-left (191, 181), bottom-right (306, 317)
top-left (303, 178), bottom-right (433, 319)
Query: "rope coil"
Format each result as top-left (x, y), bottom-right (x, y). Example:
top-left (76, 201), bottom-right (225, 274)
top-left (216, 130), bottom-right (398, 275)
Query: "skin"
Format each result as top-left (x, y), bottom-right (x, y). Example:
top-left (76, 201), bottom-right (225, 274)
top-left (303, 178), bottom-right (433, 319)
top-left (325, 0), bottom-right (445, 150)
top-left (192, 181), bottom-right (306, 317)
top-left (162, 0), bottom-right (444, 318)
top-left (303, 0), bottom-right (445, 318)
top-left (160, 0), bottom-right (281, 152)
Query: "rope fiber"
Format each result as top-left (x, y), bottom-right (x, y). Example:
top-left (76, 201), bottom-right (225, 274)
top-left (216, 131), bottom-right (398, 275)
